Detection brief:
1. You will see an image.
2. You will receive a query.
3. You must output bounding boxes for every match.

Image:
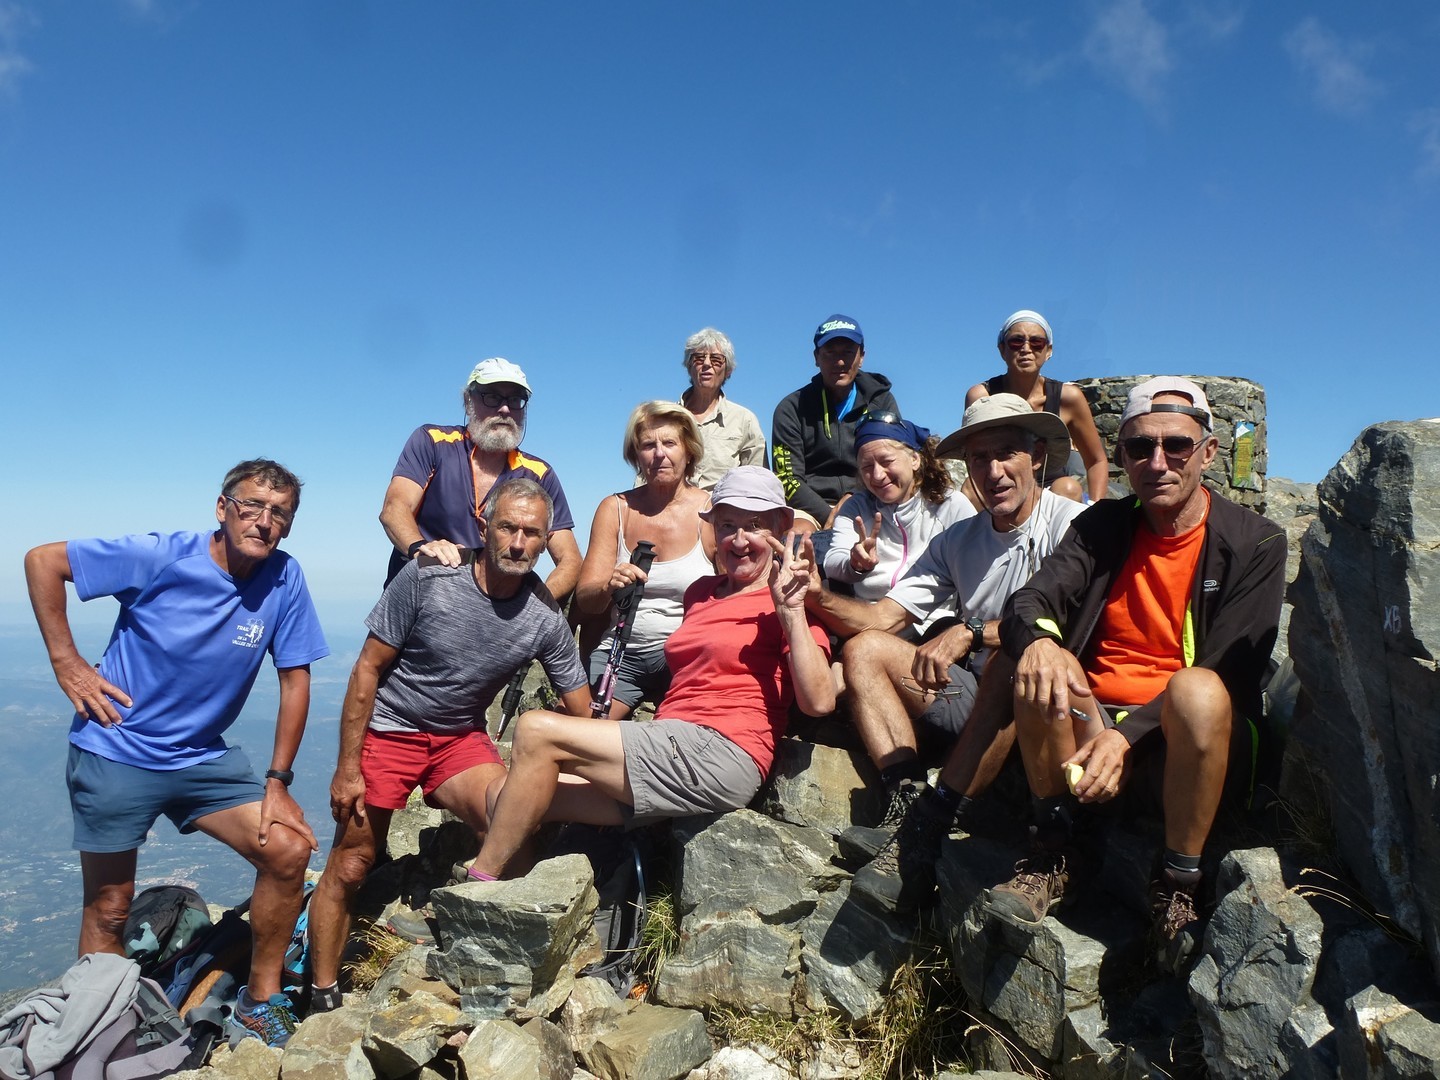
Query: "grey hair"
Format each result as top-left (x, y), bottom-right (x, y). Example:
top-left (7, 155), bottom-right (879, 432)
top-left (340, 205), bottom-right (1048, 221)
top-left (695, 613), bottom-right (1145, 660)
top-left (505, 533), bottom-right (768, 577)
top-left (682, 327), bottom-right (736, 383)
top-left (482, 477), bottom-right (554, 532)
top-left (221, 459), bottom-right (302, 513)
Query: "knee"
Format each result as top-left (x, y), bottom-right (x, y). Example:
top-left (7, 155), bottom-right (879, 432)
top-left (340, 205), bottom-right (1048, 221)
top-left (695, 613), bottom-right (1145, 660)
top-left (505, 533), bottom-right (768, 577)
top-left (320, 836), bottom-right (378, 894)
top-left (511, 710), bottom-right (564, 760)
top-left (1050, 476), bottom-right (1084, 503)
top-left (843, 630), bottom-right (888, 672)
top-left (256, 826), bottom-right (313, 882)
top-left (1163, 668), bottom-right (1231, 743)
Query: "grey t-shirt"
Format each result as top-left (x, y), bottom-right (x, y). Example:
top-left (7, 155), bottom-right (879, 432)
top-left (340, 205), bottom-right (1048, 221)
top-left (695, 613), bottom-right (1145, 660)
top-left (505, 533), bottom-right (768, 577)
top-left (366, 559), bottom-right (587, 735)
top-left (888, 489), bottom-right (1085, 666)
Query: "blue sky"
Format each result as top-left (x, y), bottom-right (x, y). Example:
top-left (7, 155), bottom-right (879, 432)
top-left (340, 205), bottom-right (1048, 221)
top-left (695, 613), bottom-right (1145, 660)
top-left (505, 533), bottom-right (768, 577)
top-left (2, 1), bottom-right (1437, 634)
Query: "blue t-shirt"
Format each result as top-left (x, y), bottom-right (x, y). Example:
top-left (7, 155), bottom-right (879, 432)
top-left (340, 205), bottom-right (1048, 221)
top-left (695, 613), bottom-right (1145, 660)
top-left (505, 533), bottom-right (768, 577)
top-left (391, 426), bottom-right (575, 547)
top-left (66, 531), bottom-right (330, 770)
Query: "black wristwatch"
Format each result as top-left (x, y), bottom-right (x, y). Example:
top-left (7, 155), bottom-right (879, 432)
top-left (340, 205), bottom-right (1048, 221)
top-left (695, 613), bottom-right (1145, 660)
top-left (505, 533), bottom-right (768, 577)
top-left (964, 617), bottom-right (986, 656)
top-left (407, 539), bottom-right (426, 558)
top-left (265, 768), bottom-right (295, 787)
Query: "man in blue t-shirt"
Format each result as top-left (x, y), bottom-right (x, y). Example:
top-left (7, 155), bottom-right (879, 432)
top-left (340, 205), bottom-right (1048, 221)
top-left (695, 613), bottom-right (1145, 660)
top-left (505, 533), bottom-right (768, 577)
top-left (379, 357), bottom-right (581, 600)
top-left (25, 459), bottom-right (330, 1049)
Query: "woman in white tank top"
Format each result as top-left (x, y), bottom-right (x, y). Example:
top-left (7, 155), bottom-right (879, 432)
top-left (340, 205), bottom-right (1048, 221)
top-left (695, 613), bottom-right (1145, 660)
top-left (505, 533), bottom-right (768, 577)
top-left (575, 402), bottom-right (717, 719)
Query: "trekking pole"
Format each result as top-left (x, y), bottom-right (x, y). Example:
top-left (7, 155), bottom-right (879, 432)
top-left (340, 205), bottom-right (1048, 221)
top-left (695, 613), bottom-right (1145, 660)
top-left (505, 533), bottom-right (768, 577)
top-left (591, 541), bottom-right (657, 718)
top-left (494, 663), bottom-right (530, 741)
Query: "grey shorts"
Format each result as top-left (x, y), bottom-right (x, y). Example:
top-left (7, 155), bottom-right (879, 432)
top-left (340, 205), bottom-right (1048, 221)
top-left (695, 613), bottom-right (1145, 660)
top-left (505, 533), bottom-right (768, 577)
top-left (619, 719), bottom-right (762, 826)
top-left (588, 643), bottom-right (672, 711)
top-left (915, 663), bottom-right (979, 736)
top-left (68, 744), bottom-right (264, 853)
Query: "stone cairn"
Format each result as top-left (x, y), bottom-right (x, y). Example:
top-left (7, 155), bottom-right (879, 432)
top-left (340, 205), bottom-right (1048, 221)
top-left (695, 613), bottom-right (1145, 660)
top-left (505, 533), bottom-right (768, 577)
top-left (178, 416), bottom-right (1440, 1080)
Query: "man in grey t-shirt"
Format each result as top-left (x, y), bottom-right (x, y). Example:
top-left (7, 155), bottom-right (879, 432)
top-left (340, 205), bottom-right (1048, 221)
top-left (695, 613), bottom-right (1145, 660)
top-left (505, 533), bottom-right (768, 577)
top-left (306, 479), bottom-right (591, 1010)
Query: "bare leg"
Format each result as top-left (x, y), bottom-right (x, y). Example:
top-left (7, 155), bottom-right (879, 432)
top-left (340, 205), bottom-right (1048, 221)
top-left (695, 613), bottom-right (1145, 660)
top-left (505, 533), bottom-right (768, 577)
top-left (1048, 476), bottom-right (1084, 503)
top-left (79, 849), bottom-right (138, 956)
top-left (471, 710), bottom-right (630, 878)
top-left (1158, 667), bottom-right (1233, 855)
top-left (308, 806), bottom-right (393, 989)
top-left (1013, 648), bottom-right (1102, 800)
top-left (841, 630), bottom-right (933, 771)
top-left (194, 804), bottom-right (313, 1001)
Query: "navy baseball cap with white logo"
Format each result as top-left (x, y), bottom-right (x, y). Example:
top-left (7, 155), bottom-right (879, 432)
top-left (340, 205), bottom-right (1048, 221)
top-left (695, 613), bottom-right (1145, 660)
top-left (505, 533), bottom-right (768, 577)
top-left (813, 314), bottom-right (864, 349)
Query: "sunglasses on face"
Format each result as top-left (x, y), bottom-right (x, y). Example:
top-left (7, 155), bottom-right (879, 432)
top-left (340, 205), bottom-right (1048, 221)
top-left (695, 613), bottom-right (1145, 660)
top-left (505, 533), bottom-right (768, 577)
top-left (1005, 335), bottom-right (1049, 351)
top-left (1121, 435), bottom-right (1200, 461)
top-left (472, 390), bottom-right (529, 410)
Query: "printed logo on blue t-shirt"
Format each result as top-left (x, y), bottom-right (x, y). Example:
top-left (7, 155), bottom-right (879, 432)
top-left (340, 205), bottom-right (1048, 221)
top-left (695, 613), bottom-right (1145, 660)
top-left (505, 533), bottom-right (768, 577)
top-left (233, 618), bottom-right (266, 648)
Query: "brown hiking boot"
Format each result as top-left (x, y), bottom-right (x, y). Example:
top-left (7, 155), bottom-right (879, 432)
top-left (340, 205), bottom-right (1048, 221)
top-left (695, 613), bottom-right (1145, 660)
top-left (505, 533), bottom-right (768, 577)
top-left (1150, 868), bottom-right (1202, 974)
top-left (984, 850), bottom-right (1070, 929)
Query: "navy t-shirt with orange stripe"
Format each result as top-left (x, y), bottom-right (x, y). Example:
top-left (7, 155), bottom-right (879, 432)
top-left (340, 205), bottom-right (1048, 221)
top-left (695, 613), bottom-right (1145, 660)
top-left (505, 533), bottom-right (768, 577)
top-left (389, 425), bottom-right (574, 572)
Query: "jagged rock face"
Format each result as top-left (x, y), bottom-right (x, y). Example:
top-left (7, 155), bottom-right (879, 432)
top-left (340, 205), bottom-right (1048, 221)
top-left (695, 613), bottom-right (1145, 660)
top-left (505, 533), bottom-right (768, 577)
top-left (1284, 418), bottom-right (1440, 980)
top-left (1074, 375), bottom-right (1270, 511)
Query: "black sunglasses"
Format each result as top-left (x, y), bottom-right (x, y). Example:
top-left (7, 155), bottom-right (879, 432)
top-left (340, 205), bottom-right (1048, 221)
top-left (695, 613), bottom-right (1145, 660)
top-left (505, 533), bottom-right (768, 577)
top-left (1121, 435), bottom-right (1200, 461)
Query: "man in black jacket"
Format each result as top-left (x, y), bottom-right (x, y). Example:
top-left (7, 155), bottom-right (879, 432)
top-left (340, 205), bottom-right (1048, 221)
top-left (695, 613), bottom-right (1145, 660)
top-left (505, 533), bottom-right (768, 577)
top-left (990, 377), bottom-right (1285, 974)
top-left (771, 314), bottom-right (900, 525)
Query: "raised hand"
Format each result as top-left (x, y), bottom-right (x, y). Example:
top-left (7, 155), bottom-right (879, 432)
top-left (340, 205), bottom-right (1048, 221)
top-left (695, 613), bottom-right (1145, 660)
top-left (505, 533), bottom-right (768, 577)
top-left (849, 512), bottom-right (883, 573)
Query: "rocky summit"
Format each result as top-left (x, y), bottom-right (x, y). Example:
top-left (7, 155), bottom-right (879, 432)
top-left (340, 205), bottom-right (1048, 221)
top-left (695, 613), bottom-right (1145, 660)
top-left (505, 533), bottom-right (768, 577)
top-left (170, 414), bottom-right (1440, 1080)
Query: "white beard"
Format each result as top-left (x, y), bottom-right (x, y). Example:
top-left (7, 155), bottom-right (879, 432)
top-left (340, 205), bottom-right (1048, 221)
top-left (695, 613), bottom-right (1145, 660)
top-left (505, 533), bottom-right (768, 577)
top-left (466, 405), bottom-right (526, 453)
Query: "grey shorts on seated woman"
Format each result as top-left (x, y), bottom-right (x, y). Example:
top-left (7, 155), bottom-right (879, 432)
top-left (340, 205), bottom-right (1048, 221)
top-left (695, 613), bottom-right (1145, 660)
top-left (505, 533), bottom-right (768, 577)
top-left (619, 718), bottom-right (762, 825)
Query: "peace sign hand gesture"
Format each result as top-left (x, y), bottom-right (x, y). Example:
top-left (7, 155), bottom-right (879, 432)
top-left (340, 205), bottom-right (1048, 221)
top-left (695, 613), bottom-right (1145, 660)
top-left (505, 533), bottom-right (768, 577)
top-left (849, 512), bottom-right (883, 574)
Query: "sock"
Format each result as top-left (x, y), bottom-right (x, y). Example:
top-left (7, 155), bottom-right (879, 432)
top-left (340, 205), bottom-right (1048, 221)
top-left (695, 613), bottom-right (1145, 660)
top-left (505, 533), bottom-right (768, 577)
top-left (878, 759), bottom-right (926, 789)
top-left (1030, 796), bottom-right (1073, 848)
top-left (468, 867), bottom-right (498, 882)
top-left (311, 982), bottom-right (338, 992)
top-left (931, 779), bottom-right (975, 823)
top-left (1162, 850), bottom-right (1202, 885)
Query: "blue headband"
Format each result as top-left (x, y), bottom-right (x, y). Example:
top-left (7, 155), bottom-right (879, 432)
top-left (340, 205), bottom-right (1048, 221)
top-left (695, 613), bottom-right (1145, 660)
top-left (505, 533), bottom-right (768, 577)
top-left (998, 309), bottom-right (1054, 346)
top-left (854, 416), bottom-right (930, 453)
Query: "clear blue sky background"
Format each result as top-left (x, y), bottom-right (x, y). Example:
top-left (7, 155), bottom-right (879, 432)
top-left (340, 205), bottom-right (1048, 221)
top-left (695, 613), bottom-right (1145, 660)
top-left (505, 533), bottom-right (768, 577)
top-left (2, 1), bottom-right (1437, 635)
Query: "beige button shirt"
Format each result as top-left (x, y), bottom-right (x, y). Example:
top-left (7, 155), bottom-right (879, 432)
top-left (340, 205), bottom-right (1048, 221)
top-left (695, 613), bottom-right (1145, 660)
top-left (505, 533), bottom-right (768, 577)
top-left (684, 390), bottom-right (768, 491)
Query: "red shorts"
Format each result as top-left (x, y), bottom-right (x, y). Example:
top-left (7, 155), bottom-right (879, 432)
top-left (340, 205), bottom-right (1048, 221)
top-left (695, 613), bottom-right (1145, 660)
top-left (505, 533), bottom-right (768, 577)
top-left (360, 728), bottom-right (504, 810)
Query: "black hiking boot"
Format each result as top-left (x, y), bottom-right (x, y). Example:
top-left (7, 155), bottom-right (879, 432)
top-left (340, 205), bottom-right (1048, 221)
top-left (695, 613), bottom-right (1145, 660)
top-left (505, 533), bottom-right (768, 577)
top-left (838, 778), bottom-right (926, 864)
top-left (851, 787), bottom-right (954, 917)
top-left (1149, 867), bottom-right (1203, 975)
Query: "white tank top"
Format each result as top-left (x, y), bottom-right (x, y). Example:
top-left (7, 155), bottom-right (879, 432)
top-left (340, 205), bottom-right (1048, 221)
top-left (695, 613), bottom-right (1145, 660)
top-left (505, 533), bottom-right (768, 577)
top-left (600, 495), bottom-right (715, 652)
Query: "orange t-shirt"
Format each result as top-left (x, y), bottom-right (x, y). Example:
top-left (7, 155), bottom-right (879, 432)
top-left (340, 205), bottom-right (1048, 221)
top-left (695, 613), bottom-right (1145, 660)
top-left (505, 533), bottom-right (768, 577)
top-left (1087, 494), bottom-right (1209, 706)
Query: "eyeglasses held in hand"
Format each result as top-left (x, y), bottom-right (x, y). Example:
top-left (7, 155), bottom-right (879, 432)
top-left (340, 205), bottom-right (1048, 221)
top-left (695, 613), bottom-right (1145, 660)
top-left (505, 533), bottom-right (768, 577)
top-left (1121, 435), bottom-right (1200, 461)
top-left (224, 495), bottom-right (293, 527)
top-left (901, 677), bottom-right (970, 699)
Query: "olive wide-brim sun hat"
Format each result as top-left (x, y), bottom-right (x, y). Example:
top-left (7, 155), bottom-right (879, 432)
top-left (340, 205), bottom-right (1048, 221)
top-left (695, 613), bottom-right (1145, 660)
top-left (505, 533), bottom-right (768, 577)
top-left (935, 393), bottom-right (1072, 478)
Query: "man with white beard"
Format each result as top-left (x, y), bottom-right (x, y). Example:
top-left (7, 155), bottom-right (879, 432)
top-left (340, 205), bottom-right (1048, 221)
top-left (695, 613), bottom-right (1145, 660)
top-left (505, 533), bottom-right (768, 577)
top-left (380, 358), bottom-right (581, 600)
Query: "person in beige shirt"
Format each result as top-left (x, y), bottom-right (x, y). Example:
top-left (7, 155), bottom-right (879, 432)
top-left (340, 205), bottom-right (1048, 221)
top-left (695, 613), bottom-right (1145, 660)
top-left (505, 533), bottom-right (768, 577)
top-left (679, 327), bottom-right (767, 491)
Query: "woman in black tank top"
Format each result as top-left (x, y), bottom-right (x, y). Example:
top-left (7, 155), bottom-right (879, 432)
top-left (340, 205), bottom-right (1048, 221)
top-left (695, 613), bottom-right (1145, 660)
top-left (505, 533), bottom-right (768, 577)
top-left (964, 310), bottom-right (1109, 504)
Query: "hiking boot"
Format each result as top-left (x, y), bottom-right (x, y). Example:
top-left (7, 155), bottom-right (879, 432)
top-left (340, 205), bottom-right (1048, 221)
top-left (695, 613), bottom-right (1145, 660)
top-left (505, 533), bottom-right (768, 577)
top-left (1150, 868), bottom-right (1203, 975)
top-left (984, 849), bottom-right (1071, 930)
top-left (385, 904), bottom-right (439, 945)
top-left (305, 983), bottom-right (344, 1016)
top-left (850, 788), bottom-right (953, 917)
top-left (225, 987), bottom-right (299, 1049)
top-left (838, 778), bottom-right (926, 863)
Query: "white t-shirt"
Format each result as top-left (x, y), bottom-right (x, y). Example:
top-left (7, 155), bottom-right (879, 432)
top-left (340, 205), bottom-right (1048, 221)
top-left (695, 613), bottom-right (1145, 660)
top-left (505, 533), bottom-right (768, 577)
top-left (887, 490), bottom-right (1085, 662)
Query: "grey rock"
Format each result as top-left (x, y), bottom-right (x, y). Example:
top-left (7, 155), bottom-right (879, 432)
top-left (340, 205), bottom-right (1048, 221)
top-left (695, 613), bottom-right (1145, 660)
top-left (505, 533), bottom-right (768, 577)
top-left (938, 835), bottom-right (1145, 1060)
top-left (669, 810), bottom-right (845, 927)
top-left (365, 945), bottom-right (453, 1010)
top-left (560, 976), bottom-right (629, 1056)
top-left (183, 1039), bottom-right (282, 1080)
top-left (282, 1007), bottom-right (375, 1080)
top-left (683, 1045), bottom-right (794, 1080)
top-left (361, 990), bottom-right (465, 1078)
top-left (1285, 418), bottom-right (1440, 979)
top-left (579, 1003), bottom-right (712, 1080)
top-left (1278, 998), bottom-right (1339, 1080)
top-left (797, 881), bottom-right (916, 1022)
top-left (1189, 847), bottom-right (1324, 1080)
top-left (425, 853), bottom-right (601, 1020)
top-left (653, 914), bottom-right (800, 1016)
top-left (384, 797), bottom-right (446, 860)
top-left (1338, 985), bottom-right (1440, 1080)
top-left (519, 1017), bottom-right (574, 1080)
top-left (457, 1019), bottom-right (544, 1080)
top-left (757, 739), bottom-right (878, 837)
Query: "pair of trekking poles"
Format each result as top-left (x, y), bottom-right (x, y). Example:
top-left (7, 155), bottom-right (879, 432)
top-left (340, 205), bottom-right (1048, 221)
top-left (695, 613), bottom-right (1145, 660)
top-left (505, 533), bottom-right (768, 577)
top-left (492, 540), bottom-right (657, 738)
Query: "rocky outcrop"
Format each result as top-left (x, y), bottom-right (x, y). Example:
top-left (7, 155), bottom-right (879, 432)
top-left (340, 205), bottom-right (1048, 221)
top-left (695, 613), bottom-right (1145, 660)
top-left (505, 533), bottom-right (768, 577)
top-left (1284, 419), bottom-right (1440, 978)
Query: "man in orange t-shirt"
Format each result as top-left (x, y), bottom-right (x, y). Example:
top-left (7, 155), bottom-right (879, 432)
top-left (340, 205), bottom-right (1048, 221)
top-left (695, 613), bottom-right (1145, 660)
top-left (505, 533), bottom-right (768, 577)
top-left (989, 377), bottom-right (1286, 975)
